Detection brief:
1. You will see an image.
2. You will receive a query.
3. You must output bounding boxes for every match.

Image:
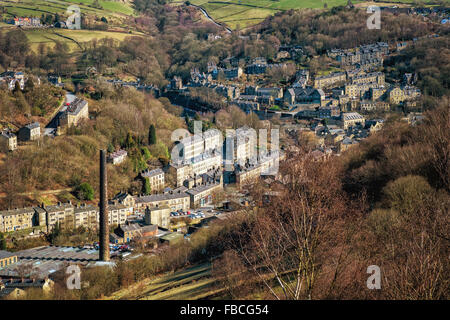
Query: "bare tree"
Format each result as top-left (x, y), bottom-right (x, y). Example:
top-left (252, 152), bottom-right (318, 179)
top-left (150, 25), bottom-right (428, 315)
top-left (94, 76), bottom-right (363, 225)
top-left (232, 156), bottom-right (347, 300)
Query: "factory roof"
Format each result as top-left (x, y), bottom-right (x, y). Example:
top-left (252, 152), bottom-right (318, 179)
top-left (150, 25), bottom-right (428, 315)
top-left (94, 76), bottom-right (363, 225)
top-left (135, 191), bottom-right (189, 204)
top-left (24, 122), bottom-right (40, 130)
top-left (0, 250), bottom-right (16, 260)
top-left (0, 207), bottom-right (35, 216)
top-left (186, 182), bottom-right (221, 196)
top-left (141, 168), bottom-right (164, 178)
top-left (66, 98), bottom-right (88, 116)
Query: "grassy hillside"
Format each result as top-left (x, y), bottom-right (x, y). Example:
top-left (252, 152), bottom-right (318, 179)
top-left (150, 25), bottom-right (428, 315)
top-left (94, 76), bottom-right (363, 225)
top-left (25, 28), bottom-right (142, 51)
top-left (0, 0), bottom-right (134, 18)
top-left (0, 25), bottom-right (144, 52)
top-left (0, 0), bottom-right (142, 52)
top-left (173, 0), bottom-right (440, 29)
top-left (105, 263), bottom-right (224, 300)
top-left (0, 89), bottom-right (186, 209)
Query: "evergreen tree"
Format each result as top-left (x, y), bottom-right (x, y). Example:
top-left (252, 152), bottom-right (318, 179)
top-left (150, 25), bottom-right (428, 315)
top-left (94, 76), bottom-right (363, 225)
top-left (107, 143), bottom-right (115, 153)
top-left (126, 131), bottom-right (135, 148)
top-left (13, 80), bottom-right (21, 93)
top-left (0, 233), bottom-right (6, 250)
top-left (143, 177), bottom-right (151, 195)
top-left (148, 124), bottom-right (157, 145)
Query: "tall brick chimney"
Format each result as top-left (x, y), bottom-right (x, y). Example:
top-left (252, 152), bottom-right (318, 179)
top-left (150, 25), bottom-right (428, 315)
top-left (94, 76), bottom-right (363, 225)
top-left (99, 149), bottom-right (109, 261)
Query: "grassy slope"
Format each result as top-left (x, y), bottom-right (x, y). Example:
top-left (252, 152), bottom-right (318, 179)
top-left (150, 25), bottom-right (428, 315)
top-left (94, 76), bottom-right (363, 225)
top-left (105, 263), bottom-right (226, 300)
top-left (0, 24), bottom-right (144, 52)
top-left (0, 0), bottom-right (143, 52)
top-left (173, 0), bottom-right (441, 29)
top-left (0, 0), bottom-right (134, 17)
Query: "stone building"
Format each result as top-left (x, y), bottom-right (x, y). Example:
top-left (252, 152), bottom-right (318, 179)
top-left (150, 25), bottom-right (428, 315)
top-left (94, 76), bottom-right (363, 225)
top-left (0, 251), bottom-right (18, 269)
top-left (341, 112), bottom-right (365, 129)
top-left (59, 98), bottom-right (89, 127)
top-left (145, 205), bottom-right (171, 229)
top-left (18, 122), bottom-right (40, 141)
top-left (313, 72), bottom-right (346, 89)
top-left (0, 131), bottom-right (17, 152)
top-left (0, 207), bottom-right (35, 233)
top-left (140, 168), bottom-right (165, 192)
top-left (107, 149), bottom-right (127, 165)
top-left (351, 72), bottom-right (385, 85)
top-left (134, 191), bottom-right (190, 213)
top-left (186, 182), bottom-right (223, 208)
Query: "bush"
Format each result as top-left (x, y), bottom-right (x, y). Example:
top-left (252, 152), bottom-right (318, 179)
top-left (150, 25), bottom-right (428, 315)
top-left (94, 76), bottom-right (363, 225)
top-left (381, 175), bottom-right (434, 217)
top-left (76, 182), bottom-right (95, 201)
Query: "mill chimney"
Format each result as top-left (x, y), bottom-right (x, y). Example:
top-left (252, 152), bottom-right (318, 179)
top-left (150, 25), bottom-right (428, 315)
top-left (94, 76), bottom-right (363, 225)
top-left (99, 149), bottom-right (110, 261)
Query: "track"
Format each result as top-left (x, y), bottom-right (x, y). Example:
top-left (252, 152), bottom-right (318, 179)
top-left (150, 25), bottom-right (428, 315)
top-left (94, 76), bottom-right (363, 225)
top-left (189, 3), bottom-right (232, 33)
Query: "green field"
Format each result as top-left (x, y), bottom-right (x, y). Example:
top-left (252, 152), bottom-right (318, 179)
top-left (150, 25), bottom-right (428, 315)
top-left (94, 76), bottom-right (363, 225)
top-left (0, 0), bottom-right (141, 52)
top-left (176, 0), bottom-right (363, 29)
top-left (174, 0), bottom-right (441, 29)
top-left (0, 0), bottom-right (135, 18)
top-left (0, 24), bottom-right (144, 51)
top-left (25, 28), bottom-right (142, 51)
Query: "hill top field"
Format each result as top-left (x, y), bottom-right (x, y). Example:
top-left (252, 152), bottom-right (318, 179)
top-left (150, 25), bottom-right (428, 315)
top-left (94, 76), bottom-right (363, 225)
top-left (0, 0), bottom-right (135, 18)
top-left (0, 0), bottom-right (143, 52)
top-left (172, 0), bottom-right (443, 29)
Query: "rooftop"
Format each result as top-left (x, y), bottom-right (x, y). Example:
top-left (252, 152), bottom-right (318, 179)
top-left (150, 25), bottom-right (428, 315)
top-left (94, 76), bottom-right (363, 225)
top-left (23, 122), bottom-right (40, 130)
top-left (109, 149), bottom-right (127, 159)
top-left (0, 207), bottom-right (35, 217)
top-left (66, 98), bottom-right (88, 116)
top-left (0, 131), bottom-right (16, 139)
top-left (186, 182), bottom-right (221, 196)
top-left (343, 112), bottom-right (365, 121)
top-left (0, 250), bottom-right (16, 260)
top-left (141, 168), bottom-right (164, 178)
top-left (135, 191), bottom-right (189, 204)
top-left (14, 246), bottom-right (100, 262)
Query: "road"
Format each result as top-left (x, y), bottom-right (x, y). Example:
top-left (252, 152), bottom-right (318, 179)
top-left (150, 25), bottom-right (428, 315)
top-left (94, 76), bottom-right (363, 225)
top-left (44, 92), bottom-right (76, 136)
top-left (189, 4), bottom-right (232, 34)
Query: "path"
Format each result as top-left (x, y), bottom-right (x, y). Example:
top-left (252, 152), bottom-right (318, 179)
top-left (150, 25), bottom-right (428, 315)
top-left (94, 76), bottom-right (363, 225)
top-left (189, 3), bottom-right (232, 33)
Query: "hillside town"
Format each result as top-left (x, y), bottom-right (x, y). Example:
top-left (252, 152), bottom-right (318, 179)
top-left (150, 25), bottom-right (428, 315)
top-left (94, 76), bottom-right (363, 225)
top-left (0, 36), bottom-right (427, 298)
top-left (0, 0), bottom-right (448, 303)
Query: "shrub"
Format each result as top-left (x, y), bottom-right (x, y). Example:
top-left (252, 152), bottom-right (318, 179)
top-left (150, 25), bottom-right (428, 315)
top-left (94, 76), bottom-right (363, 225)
top-left (76, 182), bottom-right (95, 201)
top-left (381, 175), bottom-right (434, 217)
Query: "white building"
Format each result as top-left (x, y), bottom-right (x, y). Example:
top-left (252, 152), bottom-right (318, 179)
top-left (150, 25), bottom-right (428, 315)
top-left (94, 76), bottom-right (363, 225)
top-left (107, 149), bottom-right (127, 165)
